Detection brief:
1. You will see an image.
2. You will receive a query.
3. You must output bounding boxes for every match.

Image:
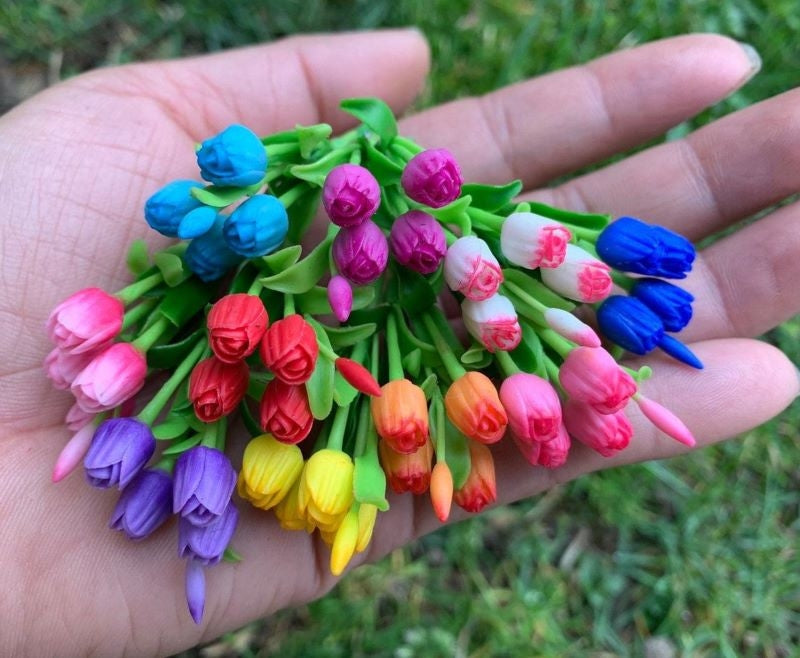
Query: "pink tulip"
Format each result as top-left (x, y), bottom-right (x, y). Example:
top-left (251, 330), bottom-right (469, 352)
top-left (540, 244), bottom-right (612, 303)
top-left (563, 399), bottom-right (633, 457)
top-left (461, 294), bottom-right (521, 353)
top-left (52, 422), bottom-right (95, 483)
top-left (543, 308), bottom-right (601, 348)
top-left (65, 401), bottom-right (94, 431)
top-left (559, 347), bottom-right (637, 415)
top-left (444, 236), bottom-right (503, 301)
top-left (634, 395), bottom-right (696, 447)
top-left (46, 287), bottom-right (124, 354)
top-left (500, 212), bottom-right (572, 269)
top-left (71, 343), bottom-right (147, 413)
top-left (327, 275), bottom-right (353, 323)
top-left (536, 425), bottom-right (571, 468)
top-left (44, 347), bottom-right (99, 390)
top-left (499, 372), bottom-right (562, 444)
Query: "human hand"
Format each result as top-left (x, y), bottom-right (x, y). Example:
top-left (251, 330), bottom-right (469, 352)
top-left (1, 29), bottom-right (797, 656)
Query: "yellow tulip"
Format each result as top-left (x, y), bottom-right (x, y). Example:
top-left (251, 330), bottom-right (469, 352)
top-left (274, 479), bottom-right (314, 532)
top-left (355, 503), bottom-right (378, 553)
top-left (238, 434), bottom-right (303, 510)
top-left (297, 449), bottom-right (354, 530)
top-left (330, 505), bottom-right (359, 576)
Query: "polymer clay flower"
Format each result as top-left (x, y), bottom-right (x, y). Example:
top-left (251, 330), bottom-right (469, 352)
top-left (443, 236), bottom-right (503, 301)
top-left (332, 219), bottom-right (389, 285)
top-left (371, 378), bottom-right (429, 454)
top-left (563, 400), bottom-right (633, 457)
top-left (71, 343), bottom-right (147, 414)
top-left (259, 314), bottom-right (319, 385)
top-left (110, 469), bottom-right (173, 540)
top-left (327, 275), bottom-right (353, 322)
top-left (47, 287), bottom-right (123, 355)
top-left (389, 210), bottom-right (447, 274)
top-left (596, 295), bottom-right (665, 355)
top-left (559, 347), bottom-right (637, 415)
top-left (207, 293), bottom-right (268, 363)
top-left (401, 148), bottom-right (463, 208)
top-left (630, 278), bottom-right (694, 332)
top-left (144, 180), bottom-right (204, 237)
top-left (322, 164), bottom-right (381, 227)
top-left (259, 378), bottom-right (314, 444)
top-left (188, 356), bottom-right (249, 422)
top-left (297, 449), bottom-right (354, 532)
top-left (84, 418), bottom-right (156, 489)
top-left (223, 194), bottom-right (288, 258)
top-left (540, 244), bottom-right (612, 303)
top-left (499, 372), bottom-right (562, 444)
top-left (237, 434), bottom-right (304, 511)
top-left (500, 212), bottom-right (572, 269)
top-left (196, 124), bottom-right (267, 187)
top-left (184, 217), bottom-right (242, 282)
top-left (453, 442), bottom-right (497, 513)
top-left (444, 371), bottom-right (508, 444)
top-left (461, 293), bottom-right (522, 353)
top-left (173, 446), bottom-right (237, 527)
top-left (378, 437), bottom-right (434, 494)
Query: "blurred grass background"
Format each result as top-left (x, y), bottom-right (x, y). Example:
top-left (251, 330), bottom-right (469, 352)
top-left (2, 1), bottom-right (799, 656)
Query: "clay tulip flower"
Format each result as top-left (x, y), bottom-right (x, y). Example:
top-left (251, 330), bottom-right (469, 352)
top-left (83, 418), bottom-right (155, 489)
top-left (633, 394), bottom-right (696, 447)
top-left (322, 163), bottom-right (381, 227)
top-left (259, 314), bottom-right (319, 385)
top-left (371, 379), bottom-right (429, 454)
top-left (44, 347), bottom-right (98, 390)
top-left (332, 219), bottom-right (389, 285)
top-left (71, 343), bottom-right (147, 414)
top-left (173, 445), bottom-right (237, 527)
top-left (499, 372), bottom-right (562, 444)
top-left (401, 148), bottom-right (463, 208)
top-left (223, 194), bottom-right (289, 258)
top-left (630, 278), bottom-right (694, 332)
top-left (563, 399), bottom-right (633, 457)
top-left (453, 442), bottom-right (497, 513)
top-left (238, 434), bottom-right (304, 511)
top-left (297, 449), bottom-right (354, 533)
top-left (259, 378), bottom-right (314, 444)
top-left (389, 210), bottom-right (447, 274)
top-left (330, 506), bottom-right (360, 576)
top-left (144, 179), bottom-right (204, 237)
top-left (443, 236), bottom-right (503, 301)
top-left (430, 462), bottom-right (454, 522)
top-left (540, 244), bottom-right (613, 303)
top-left (188, 356), bottom-right (249, 422)
top-left (378, 437), bottom-right (434, 494)
top-left (196, 123), bottom-right (267, 187)
top-left (335, 357), bottom-right (381, 397)
top-left (461, 294), bottom-right (522, 353)
top-left (327, 275), bottom-right (353, 322)
top-left (444, 371), bottom-right (508, 444)
top-left (500, 212), bottom-right (572, 269)
top-left (559, 347), bottom-right (637, 415)
top-left (207, 293), bottom-right (268, 363)
top-left (543, 308), bottom-right (601, 348)
top-left (535, 425), bottom-right (571, 469)
top-left (47, 287), bottom-right (124, 355)
top-left (110, 468), bottom-right (173, 540)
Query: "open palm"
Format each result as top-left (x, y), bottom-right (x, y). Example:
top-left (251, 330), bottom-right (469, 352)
top-left (1, 30), bottom-right (797, 656)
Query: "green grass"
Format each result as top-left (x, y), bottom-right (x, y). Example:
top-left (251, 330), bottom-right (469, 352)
top-left (3, 1), bottom-right (800, 656)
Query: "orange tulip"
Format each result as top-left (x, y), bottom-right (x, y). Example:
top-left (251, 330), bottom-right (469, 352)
top-left (378, 437), bottom-right (433, 494)
top-left (454, 442), bottom-right (497, 513)
top-left (444, 371), bottom-right (508, 444)
top-left (430, 462), bottom-right (453, 522)
top-left (370, 378), bottom-right (429, 454)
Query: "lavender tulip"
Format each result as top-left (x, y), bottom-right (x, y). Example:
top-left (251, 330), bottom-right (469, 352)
top-left (110, 469), bottom-right (172, 540)
top-left (173, 446), bottom-right (237, 527)
top-left (84, 418), bottom-right (155, 489)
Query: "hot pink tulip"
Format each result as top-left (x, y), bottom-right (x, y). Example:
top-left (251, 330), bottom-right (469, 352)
top-left (71, 343), bottom-right (147, 413)
top-left (540, 244), bottom-right (612, 303)
top-left (536, 425), bottom-right (571, 468)
top-left (559, 347), bottom-right (637, 414)
top-left (44, 347), bottom-right (99, 390)
top-left (500, 212), bottom-right (572, 269)
top-left (461, 294), bottom-right (521, 353)
top-left (633, 394), bottom-right (696, 447)
top-left (46, 287), bottom-right (124, 354)
top-left (327, 275), bottom-right (353, 322)
top-left (563, 399), bottom-right (633, 457)
top-left (65, 401), bottom-right (94, 431)
top-left (499, 372), bottom-right (562, 444)
top-left (443, 236), bottom-right (503, 301)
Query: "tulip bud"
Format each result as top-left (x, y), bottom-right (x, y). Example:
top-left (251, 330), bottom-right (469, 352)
top-left (65, 401), bottom-right (93, 432)
top-left (297, 449), bottom-right (355, 533)
top-left (44, 347), bottom-right (98, 390)
top-left (499, 372), bottom-right (562, 444)
top-left (543, 308), bottom-right (601, 348)
top-left (401, 148), bottom-right (463, 208)
top-left (223, 194), bottom-right (288, 258)
top-left (238, 434), bottom-right (304, 511)
top-left (274, 480), bottom-right (311, 531)
top-left (196, 124), bottom-right (267, 187)
top-left (454, 442), bottom-right (497, 513)
top-left (535, 425), bottom-right (571, 469)
top-left (355, 503), bottom-right (379, 553)
top-left (330, 505), bottom-right (359, 576)
top-left (559, 347), bottom-right (636, 415)
top-left (371, 379), bottom-right (429, 454)
top-left (110, 468), bottom-right (172, 540)
top-left (430, 462), bottom-right (454, 522)
top-left (322, 164), bottom-right (381, 227)
top-left (327, 275), bottom-right (353, 322)
top-left (443, 236), bottom-right (503, 301)
top-left (389, 210), bottom-right (447, 274)
top-left (207, 293), bottom-right (268, 363)
top-left (332, 219), bottom-right (389, 285)
top-left (630, 278), bottom-right (694, 332)
top-left (177, 205), bottom-right (218, 240)
top-left (500, 212), bottom-right (572, 269)
top-left (444, 371), bottom-right (508, 444)
top-left (335, 357), bottom-right (382, 397)
top-left (144, 180), bottom-right (204, 237)
top-left (83, 418), bottom-right (155, 489)
top-left (540, 244), bottom-right (612, 303)
top-left (596, 216), bottom-right (695, 279)
top-left (461, 294), bottom-right (522, 353)
top-left (259, 314), bottom-right (319, 385)
top-left (563, 399), bottom-right (633, 457)
top-left (596, 295), bottom-right (665, 355)
top-left (47, 287), bottom-right (124, 355)
top-left (188, 356), bottom-right (249, 423)
top-left (184, 217), bottom-right (242, 282)
top-left (71, 343), bottom-right (147, 414)
top-left (378, 437), bottom-right (433, 494)
top-left (259, 378), bottom-right (313, 444)
top-left (52, 422), bottom-right (95, 483)
top-left (173, 445), bottom-right (237, 527)
top-left (633, 394), bottom-right (696, 447)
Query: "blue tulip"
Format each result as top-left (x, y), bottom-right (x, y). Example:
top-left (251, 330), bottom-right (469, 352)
top-left (631, 278), bottom-right (694, 332)
top-left (184, 217), bottom-right (242, 282)
top-left (596, 216), bottom-right (695, 279)
top-left (178, 205), bottom-right (218, 239)
top-left (223, 194), bottom-right (288, 258)
top-left (658, 334), bottom-right (704, 369)
top-left (196, 124), bottom-right (267, 187)
top-left (597, 295), bottom-right (664, 355)
top-left (144, 180), bottom-right (204, 237)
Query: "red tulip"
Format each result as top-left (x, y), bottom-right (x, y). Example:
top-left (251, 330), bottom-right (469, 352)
top-left (259, 378), bottom-right (313, 444)
top-left (259, 314), bottom-right (319, 385)
top-left (188, 356), bottom-right (249, 423)
top-left (206, 293), bottom-right (268, 363)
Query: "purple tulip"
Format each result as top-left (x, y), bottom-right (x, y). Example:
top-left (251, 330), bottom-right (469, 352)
top-left (389, 210), bottom-right (447, 274)
top-left (84, 418), bottom-right (155, 489)
top-left (322, 164), bottom-right (381, 227)
top-left (327, 275), bottom-right (353, 322)
top-left (110, 469), bottom-right (172, 540)
top-left (400, 148), bottom-right (463, 208)
top-left (332, 219), bottom-right (389, 285)
top-left (173, 446), bottom-right (236, 527)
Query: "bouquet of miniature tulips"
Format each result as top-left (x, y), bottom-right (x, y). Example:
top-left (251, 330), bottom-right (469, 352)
top-left (44, 97), bottom-right (699, 624)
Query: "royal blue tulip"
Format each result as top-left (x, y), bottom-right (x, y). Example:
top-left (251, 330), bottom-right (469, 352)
top-left (184, 216), bottom-right (242, 282)
top-left (178, 205), bottom-right (218, 240)
top-left (110, 469), bottom-right (172, 540)
top-left (196, 124), bottom-right (267, 187)
top-left (597, 295), bottom-right (664, 355)
top-left (144, 180), bottom-right (204, 237)
top-left (84, 418), bottom-right (155, 489)
top-left (659, 334), bottom-right (704, 369)
top-left (596, 216), bottom-right (695, 279)
top-left (173, 446), bottom-right (237, 527)
top-left (631, 278), bottom-right (694, 332)
top-left (223, 194), bottom-right (288, 258)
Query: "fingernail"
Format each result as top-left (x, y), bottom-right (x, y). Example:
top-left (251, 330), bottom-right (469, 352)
top-left (738, 42), bottom-right (761, 82)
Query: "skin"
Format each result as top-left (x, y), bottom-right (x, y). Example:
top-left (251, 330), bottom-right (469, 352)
top-left (0, 28), bottom-right (798, 656)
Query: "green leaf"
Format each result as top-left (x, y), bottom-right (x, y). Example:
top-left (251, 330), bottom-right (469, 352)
top-left (297, 123), bottom-right (333, 159)
top-left (259, 236), bottom-right (333, 294)
top-left (296, 284), bottom-right (375, 315)
top-left (324, 322), bottom-right (377, 350)
top-left (527, 200), bottom-right (611, 231)
top-left (157, 278), bottom-right (213, 327)
top-left (126, 239), bottom-right (150, 276)
top-left (190, 180), bottom-right (263, 208)
top-left (152, 416), bottom-right (190, 440)
top-left (511, 322), bottom-right (547, 378)
top-left (461, 343), bottom-right (490, 366)
top-left (146, 328), bottom-right (205, 369)
top-left (223, 547), bottom-right (243, 563)
top-left (401, 348), bottom-right (422, 379)
top-left (419, 372), bottom-right (438, 400)
top-left (444, 418), bottom-right (472, 490)
top-left (333, 371), bottom-right (360, 406)
top-left (502, 268), bottom-right (576, 312)
top-left (161, 433), bottom-right (202, 456)
top-left (353, 437), bottom-right (390, 510)
top-left (428, 195), bottom-right (473, 234)
top-left (305, 316), bottom-right (335, 419)
top-left (290, 149), bottom-right (351, 187)
top-left (260, 244), bottom-right (303, 273)
top-left (347, 303), bottom-right (391, 327)
top-left (461, 180), bottom-right (523, 212)
top-left (286, 187), bottom-right (322, 244)
top-left (153, 251), bottom-right (187, 287)
top-left (228, 263), bottom-right (259, 294)
top-left (361, 138), bottom-right (404, 185)
top-left (340, 97), bottom-right (398, 144)
top-left (395, 266), bottom-right (437, 316)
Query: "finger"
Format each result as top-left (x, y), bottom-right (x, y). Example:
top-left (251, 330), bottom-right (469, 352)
top-left (529, 87), bottom-right (800, 240)
top-left (399, 34), bottom-right (757, 188)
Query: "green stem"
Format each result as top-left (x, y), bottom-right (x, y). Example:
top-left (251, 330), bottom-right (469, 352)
top-left (370, 332), bottom-right (381, 380)
top-left (239, 399), bottom-right (262, 437)
top-left (466, 206), bottom-right (504, 233)
top-left (284, 293), bottom-right (295, 317)
top-left (131, 316), bottom-right (171, 353)
top-left (199, 421), bottom-right (218, 448)
top-left (393, 136), bottom-right (424, 156)
top-left (153, 455), bottom-right (176, 473)
top-left (326, 403), bottom-right (350, 452)
top-left (442, 225), bottom-right (458, 246)
top-left (543, 356), bottom-right (561, 386)
top-left (422, 313), bottom-right (466, 382)
top-left (116, 272), bottom-right (163, 306)
top-left (264, 167), bottom-right (285, 184)
top-left (385, 313), bottom-right (404, 381)
top-left (494, 349), bottom-right (521, 376)
top-left (121, 298), bottom-right (158, 331)
top-left (538, 327), bottom-right (575, 359)
top-left (265, 143), bottom-right (300, 158)
top-left (215, 416), bottom-right (228, 451)
top-left (570, 225), bottom-right (602, 241)
top-left (384, 186), bottom-right (409, 217)
top-left (277, 184), bottom-right (306, 208)
top-left (349, 148), bottom-right (362, 165)
top-left (353, 399), bottom-right (370, 458)
top-left (247, 277), bottom-right (263, 296)
top-left (137, 339), bottom-right (206, 425)
top-left (503, 280), bottom-right (547, 314)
